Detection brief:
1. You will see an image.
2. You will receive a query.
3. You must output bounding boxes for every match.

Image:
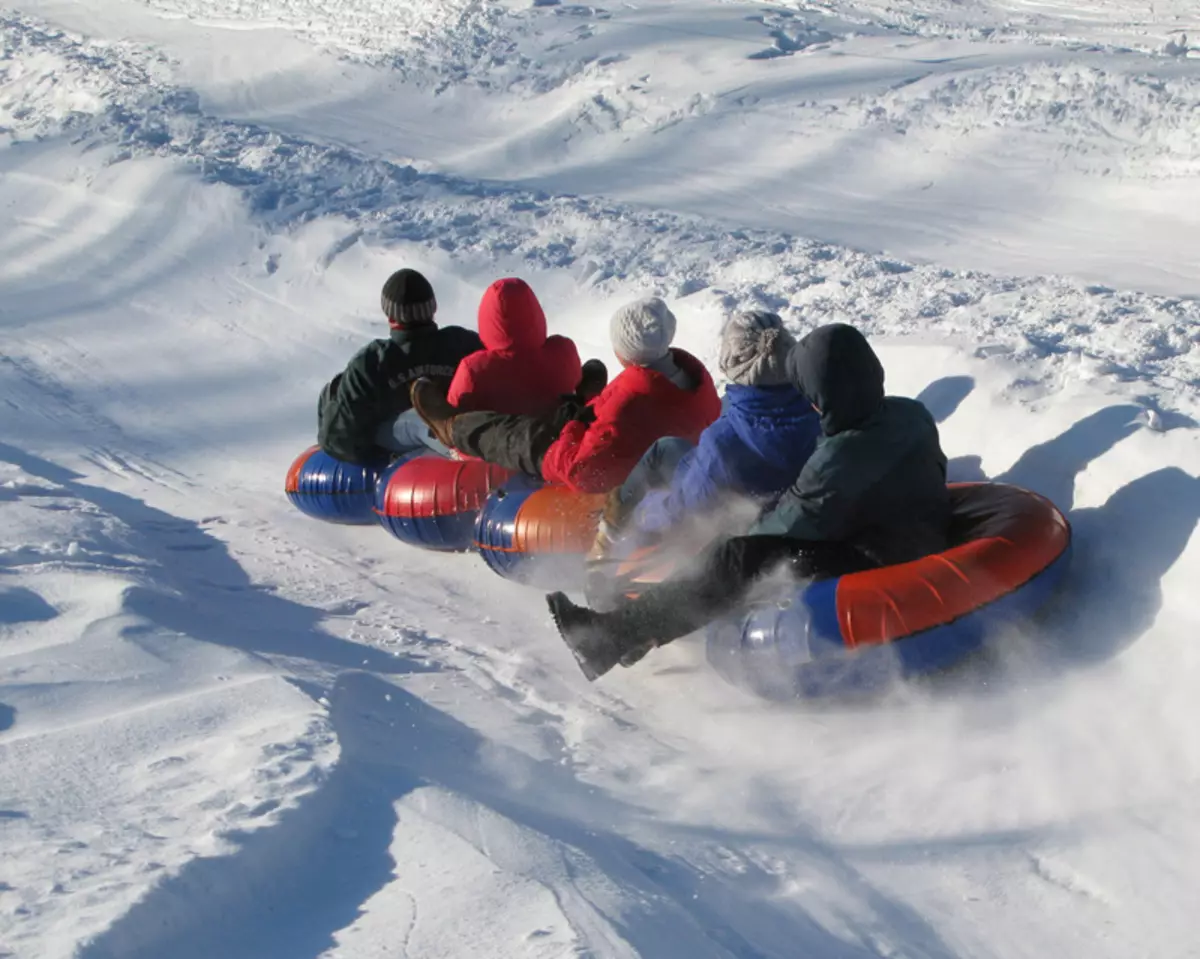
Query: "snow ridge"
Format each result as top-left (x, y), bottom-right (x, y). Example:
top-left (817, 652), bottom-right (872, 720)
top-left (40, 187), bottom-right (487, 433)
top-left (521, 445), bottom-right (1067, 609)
top-left (856, 63), bottom-right (1200, 177)
top-left (2, 13), bottom-right (1196, 397)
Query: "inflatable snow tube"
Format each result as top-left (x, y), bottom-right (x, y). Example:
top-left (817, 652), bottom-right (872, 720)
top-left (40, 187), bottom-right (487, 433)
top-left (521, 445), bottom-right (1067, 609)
top-left (374, 452), bottom-right (512, 551)
top-left (706, 483), bottom-right (1072, 700)
top-left (285, 446), bottom-right (382, 525)
top-left (474, 477), bottom-right (605, 586)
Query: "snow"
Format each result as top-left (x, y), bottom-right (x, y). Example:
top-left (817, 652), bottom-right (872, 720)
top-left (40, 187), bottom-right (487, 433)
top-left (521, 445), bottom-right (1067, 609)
top-left (1, 0), bottom-right (1198, 956)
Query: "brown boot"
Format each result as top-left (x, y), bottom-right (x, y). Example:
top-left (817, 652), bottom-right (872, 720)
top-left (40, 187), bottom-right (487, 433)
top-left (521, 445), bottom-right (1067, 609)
top-left (409, 378), bottom-right (458, 449)
top-left (586, 520), bottom-right (618, 565)
top-left (602, 485), bottom-right (634, 527)
top-left (586, 487), bottom-right (631, 564)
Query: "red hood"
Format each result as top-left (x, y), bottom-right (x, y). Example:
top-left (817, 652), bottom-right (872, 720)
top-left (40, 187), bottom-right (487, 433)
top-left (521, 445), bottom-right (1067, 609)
top-left (477, 278), bottom-right (547, 352)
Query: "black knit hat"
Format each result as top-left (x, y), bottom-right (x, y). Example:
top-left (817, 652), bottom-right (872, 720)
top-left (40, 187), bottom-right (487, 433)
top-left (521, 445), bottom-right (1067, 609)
top-left (381, 269), bottom-right (437, 326)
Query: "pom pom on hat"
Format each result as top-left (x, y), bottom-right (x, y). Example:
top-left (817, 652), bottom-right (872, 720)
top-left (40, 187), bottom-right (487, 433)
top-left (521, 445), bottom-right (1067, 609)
top-left (718, 311), bottom-right (796, 387)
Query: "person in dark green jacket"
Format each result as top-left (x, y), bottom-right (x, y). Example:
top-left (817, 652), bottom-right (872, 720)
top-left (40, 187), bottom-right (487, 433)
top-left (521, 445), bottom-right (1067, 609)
top-left (547, 323), bottom-right (952, 680)
top-left (317, 269), bottom-right (482, 465)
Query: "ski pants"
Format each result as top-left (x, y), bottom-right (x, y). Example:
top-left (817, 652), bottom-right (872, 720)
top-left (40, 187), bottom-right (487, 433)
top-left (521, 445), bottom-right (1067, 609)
top-left (448, 401), bottom-right (585, 478)
top-left (615, 436), bottom-right (694, 510)
top-left (620, 534), bottom-right (875, 648)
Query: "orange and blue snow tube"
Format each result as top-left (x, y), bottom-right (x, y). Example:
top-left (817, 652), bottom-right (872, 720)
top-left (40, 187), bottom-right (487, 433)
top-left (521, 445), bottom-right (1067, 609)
top-left (473, 476), bottom-right (605, 585)
top-left (706, 483), bottom-right (1072, 698)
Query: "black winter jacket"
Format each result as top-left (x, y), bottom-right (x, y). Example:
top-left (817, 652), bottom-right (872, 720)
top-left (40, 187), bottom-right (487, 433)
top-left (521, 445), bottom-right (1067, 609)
top-left (317, 325), bottom-right (482, 465)
top-left (750, 324), bottom-right (950, 566)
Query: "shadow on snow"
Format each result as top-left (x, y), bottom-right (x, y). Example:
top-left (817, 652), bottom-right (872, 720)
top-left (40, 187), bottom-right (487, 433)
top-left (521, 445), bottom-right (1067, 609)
top-left (79, 672), bottom-right (961, 959)
top-left (929, 395), bottom-right (1199, 683)
top-left (0, 441), bottom-right (425, 680)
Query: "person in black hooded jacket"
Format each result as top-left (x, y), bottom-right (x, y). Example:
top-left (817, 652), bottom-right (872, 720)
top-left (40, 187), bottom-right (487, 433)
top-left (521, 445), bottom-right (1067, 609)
top-left (317, 269), bottom-right (482, 465)
top-left (546, 322), bottom-right (951, 681)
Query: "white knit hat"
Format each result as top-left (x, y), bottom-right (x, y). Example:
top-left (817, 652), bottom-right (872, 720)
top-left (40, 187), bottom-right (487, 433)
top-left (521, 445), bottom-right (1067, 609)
top-left (609, 297), bottom-right (677, 366)
top-left (718, 311), bottom-right (796, 387)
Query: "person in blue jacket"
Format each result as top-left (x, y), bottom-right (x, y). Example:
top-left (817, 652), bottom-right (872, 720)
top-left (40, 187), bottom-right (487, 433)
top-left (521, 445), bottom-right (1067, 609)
top-left (588, 310), bottom-right (821, 564)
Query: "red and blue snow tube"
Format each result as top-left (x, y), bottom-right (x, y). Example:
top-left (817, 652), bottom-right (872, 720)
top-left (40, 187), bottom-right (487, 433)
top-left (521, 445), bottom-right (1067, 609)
top-left (375, 453), bottom-right (512, 551)
top-left (706, 483), bottom-right (1072, 698)
top-left (474, 477), bottom-right (605, 585)
top-left (285, 446), bottom-right (382, 525)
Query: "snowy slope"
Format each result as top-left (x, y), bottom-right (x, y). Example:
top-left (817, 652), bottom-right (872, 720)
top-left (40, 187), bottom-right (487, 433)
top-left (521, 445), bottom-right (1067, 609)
top-left (20, 0), bottom-right (1200, 295)
top-left (1, 1), bottom-right (1198, 957)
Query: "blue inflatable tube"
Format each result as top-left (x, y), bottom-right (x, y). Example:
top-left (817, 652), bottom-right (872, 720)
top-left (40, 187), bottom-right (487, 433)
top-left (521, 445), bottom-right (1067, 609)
top-left (285, 446), bottom-right (381, 525)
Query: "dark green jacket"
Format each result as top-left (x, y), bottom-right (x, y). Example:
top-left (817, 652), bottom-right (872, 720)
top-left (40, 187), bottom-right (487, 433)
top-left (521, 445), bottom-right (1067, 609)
top-left (318, 325), bottom-right (482, 465)
top-left (750, 324), bottom-right (949, 566)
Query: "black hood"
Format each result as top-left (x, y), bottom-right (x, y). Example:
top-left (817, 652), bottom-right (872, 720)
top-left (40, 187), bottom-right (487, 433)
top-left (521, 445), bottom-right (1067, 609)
top-left (787, 324), bottom-right (884, 435)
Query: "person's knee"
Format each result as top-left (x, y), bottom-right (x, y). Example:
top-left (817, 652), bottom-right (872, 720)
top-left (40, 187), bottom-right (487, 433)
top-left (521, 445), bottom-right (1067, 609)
top-left (652, 435), bottom-right (689, 458)
top-left (644, 436), bottom-right (672, 463)
top-left (709, 535), bottom-right (793, 584)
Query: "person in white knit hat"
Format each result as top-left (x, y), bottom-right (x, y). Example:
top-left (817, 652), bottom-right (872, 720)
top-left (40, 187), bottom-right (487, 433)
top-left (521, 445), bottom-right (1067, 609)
top-left (411, 296), bottom-right (721, 493)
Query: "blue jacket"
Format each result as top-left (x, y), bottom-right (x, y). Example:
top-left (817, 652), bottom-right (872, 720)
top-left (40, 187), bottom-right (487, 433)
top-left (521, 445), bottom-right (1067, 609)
top-left (633, 384), bottom-right (821, 534)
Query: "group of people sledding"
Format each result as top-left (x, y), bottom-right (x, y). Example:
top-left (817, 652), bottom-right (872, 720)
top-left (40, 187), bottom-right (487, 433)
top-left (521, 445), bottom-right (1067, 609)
top-left (317, 268), bottom-right (952, 681)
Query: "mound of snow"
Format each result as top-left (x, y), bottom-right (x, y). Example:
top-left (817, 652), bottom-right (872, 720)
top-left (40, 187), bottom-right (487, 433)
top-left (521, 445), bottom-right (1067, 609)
top-left (853, 64), bottom-right (1200, 178)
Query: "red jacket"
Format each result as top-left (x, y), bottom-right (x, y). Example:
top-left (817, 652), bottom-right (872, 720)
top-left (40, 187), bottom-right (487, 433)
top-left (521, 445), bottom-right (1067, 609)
top-left (541, 349), bottom-right (721, 493)
top-left (448, 278), bottom-right (582, 415)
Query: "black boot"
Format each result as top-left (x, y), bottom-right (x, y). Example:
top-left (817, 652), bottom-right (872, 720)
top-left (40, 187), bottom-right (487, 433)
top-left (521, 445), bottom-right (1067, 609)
top-left (576, 359), bottom-right (609, 402)
top-left (546, 584), bottom-right (711, 681)
top-left (547, 592), bottom-right (652, 680)
top-left (409, 378), bottom-right (458, 448)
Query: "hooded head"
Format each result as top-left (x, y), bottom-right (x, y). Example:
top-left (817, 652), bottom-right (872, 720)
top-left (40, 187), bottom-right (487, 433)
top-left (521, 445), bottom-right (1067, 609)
top-left (610, 297), bottom-right (676, 366)
top-left (718, 311), bottom-right (795, 387)
top-left (787, 323), bottom-right (884, 435)
top-left (477, 278), bottom-right (547, 352)
top-left (381, 269), bottom-right (437, 328)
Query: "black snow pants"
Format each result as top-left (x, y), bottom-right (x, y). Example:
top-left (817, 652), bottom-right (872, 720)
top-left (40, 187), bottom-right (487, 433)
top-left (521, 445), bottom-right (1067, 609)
top-left (449, 399), bottom-right (588, 478)
top-left (604, 534), bottom-right (875, 650)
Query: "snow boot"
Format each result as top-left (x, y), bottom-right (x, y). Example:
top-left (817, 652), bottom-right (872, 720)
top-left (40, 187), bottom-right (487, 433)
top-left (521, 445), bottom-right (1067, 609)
top-left (586, 487), bottom-right (634, 565)
top-left (410, 378), bottom-right (459, 449)
top-left (547, 591), bottom-right (653, 680)
top-left (576, 358), bottom-right (609, 402)
top-left (547, 582), bottom-right (708, 680)
top-left (584, 486), bottom-right (642, 609)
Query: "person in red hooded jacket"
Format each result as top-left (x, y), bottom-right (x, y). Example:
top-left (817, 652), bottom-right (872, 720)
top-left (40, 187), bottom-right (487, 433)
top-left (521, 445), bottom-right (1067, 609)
top-left (448, 278), bottom-right (582, 415)
top-left (410, 297), bottom-right (721, 494)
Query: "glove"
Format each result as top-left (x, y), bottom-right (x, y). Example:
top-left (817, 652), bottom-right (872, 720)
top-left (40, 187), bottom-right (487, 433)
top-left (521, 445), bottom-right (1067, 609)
top-left (555, 395), bottom-right (597, 426)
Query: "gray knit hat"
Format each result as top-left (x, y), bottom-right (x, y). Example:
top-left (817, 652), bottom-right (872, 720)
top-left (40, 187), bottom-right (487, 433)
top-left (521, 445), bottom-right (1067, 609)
top-left (609, 297), bottom-right (677, 365)
top-left (718, 311), bottom-right (795, 386)
top-left (381, 269), bottom-right (437, 327)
